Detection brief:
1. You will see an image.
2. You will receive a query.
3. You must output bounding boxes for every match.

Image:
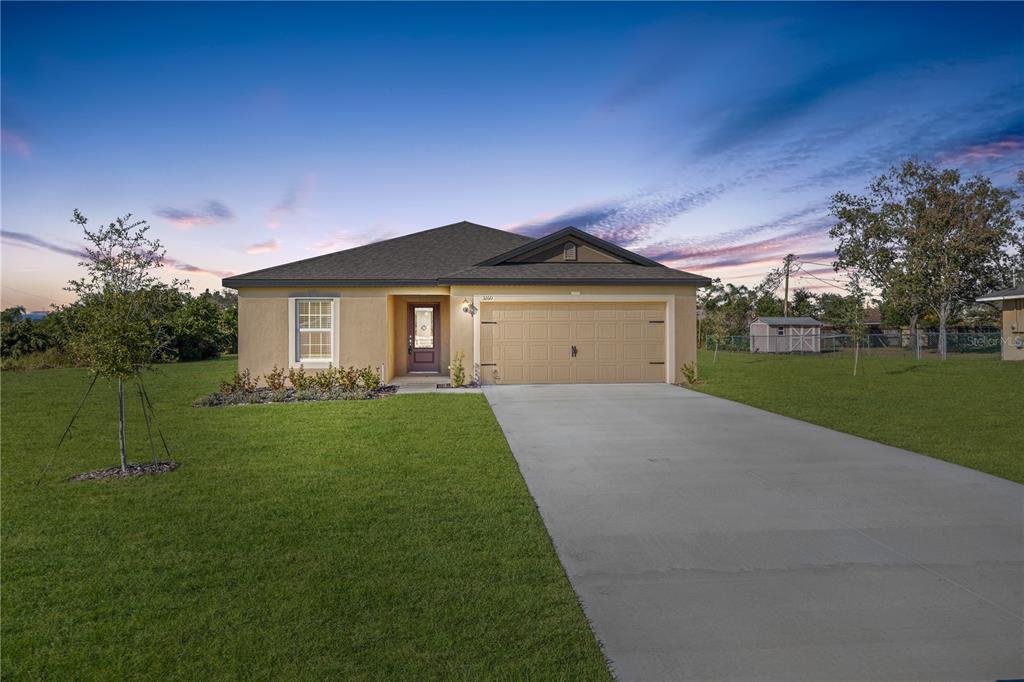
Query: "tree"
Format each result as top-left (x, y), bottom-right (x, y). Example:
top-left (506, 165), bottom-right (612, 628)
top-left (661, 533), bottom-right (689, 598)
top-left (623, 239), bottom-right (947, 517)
top-left (842, 273), bottom-right (869, 376)
top-left (704, 307), bottom-right (730, 363)
top-left (168, 291), bottom-right (231, 361)
top-left (815, 293), bottom-right (846, 329)
top-left (906, 163), bottom-right (1021, 358)
top-left (1, 307), bottom-right (35, 359)
top-left (831, 160), bottom-right (1022, 360)
top-left (63, 210), bottom-right (184, 472)
top-left (789, 288), bottom-right (817, 318)
top-left (831, 161), bottom-right (929, 359)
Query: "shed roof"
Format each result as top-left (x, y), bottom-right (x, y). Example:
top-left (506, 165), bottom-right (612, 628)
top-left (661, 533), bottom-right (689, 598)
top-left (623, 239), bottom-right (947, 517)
top-left (754, 316), bottom-right (823, 327)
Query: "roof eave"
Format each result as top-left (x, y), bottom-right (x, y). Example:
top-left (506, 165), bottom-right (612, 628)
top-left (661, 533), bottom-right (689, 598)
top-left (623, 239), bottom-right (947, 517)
top-left (439, 276), bottom-right (713, 286)
top-left (977, 294), bottom-right (1024, 302)
top-left (222, 277), bottom-right (444, 289)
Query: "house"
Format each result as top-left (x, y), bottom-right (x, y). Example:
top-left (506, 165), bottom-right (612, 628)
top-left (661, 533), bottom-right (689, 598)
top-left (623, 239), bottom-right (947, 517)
top-left (977, 285), bottom-right (1024, 361)
top-left (749, 316), bottom-right (822, 353)
top-left (222, 222), bottom-right (711, 384)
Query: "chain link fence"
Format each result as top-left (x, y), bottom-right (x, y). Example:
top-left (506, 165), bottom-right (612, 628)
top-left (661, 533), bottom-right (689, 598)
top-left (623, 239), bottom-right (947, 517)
top-left (705, 331), bottom-right (1003, 356)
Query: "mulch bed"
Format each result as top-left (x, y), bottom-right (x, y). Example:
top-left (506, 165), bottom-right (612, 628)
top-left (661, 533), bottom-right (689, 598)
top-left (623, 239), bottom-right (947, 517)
top-left (69, 461), bottom-right (178, 482)
top-left (193, 384), bottom-right (399, 408)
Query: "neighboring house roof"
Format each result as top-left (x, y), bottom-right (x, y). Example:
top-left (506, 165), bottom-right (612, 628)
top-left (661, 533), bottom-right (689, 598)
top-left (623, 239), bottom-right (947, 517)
top-left (223, 221), bottom-right (711, 288)
top-left (977, 285), bottom-right (1024, 302)
top-left (754, 316), bottom-right (823, 327)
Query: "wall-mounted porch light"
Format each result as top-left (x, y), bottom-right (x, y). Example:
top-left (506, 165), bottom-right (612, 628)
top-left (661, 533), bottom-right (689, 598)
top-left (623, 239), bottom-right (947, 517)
top-left (461, 298), bottom-right (478, 316)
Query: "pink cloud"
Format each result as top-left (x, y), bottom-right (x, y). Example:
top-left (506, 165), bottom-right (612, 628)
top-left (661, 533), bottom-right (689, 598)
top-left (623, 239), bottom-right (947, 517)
top-left (268, 174), bottom-right (316, 230)
top-left (245, 239), bottom-right (280, 254)
top-left (0, 230), bottom-right (232, 279)
top-left (939, 136), bottom-right (1024, 165)
top-left (312, 228), bottom-right (395, 253)
top-left (1, 129), bottom-right (31, 158)
top-left (154, 200), bottom-right (234, 229)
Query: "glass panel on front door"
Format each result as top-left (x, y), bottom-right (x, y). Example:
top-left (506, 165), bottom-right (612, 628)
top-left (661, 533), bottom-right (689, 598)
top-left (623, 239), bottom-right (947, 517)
top-left (414, 307), bottom-right (434, 348)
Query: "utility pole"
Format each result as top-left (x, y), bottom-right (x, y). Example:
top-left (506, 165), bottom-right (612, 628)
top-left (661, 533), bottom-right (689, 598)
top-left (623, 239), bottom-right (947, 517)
top-left (782, 253), bottom-right (796, 317)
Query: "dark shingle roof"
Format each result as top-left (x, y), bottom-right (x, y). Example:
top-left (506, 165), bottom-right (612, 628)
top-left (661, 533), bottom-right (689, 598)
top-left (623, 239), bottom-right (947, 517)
top-left (223, 221), bottom-right (531, 287)
top-left (755, 316), bottom-right (823, 326)
top-left (441, 262), bottom-right (708, 284)
top-left (977, 285), bottom-right (1024, 301)
top-left (223, 220), bottom-right (711, 288)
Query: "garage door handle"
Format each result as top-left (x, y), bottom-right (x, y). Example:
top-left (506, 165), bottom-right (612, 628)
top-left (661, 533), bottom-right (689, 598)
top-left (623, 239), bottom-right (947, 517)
top-left (571, 345), bottom-right (578, 358)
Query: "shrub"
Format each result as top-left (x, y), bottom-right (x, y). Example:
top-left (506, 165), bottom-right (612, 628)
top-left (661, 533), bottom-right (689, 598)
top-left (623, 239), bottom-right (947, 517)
top-left (192, 393), bottom-right (223, 407)
top-left (448, 351), bottom-right (466, 387)
top-left (220, 369), bottom-right (258, 394)
top-left (313, 365), bottom-right (339, 392)
top-left (270, 388), bottom-right (290, 403)
top-left (1, 347), bottom-right (78, 371)
top-left (265, 365), bottom-right (287, 391)
top-left (295, 388), bottom-right (319, 401)
top-left (680, 362), bottom-right (701, 385)
top-left (223, 391), bottom-right (252, 406)
top-left (358, 366), bottom-right (381, 391)
top-left (288, 365), bottom-right (314, 391)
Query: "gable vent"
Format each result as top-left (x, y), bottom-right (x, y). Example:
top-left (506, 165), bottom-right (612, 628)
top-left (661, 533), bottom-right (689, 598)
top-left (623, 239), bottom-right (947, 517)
top-left (563, 242), bottom-right (577, 261)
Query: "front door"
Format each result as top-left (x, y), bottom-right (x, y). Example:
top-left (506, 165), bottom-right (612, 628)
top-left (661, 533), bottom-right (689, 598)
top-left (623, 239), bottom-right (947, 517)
top-left (407, 304), bottom-right (440, 372)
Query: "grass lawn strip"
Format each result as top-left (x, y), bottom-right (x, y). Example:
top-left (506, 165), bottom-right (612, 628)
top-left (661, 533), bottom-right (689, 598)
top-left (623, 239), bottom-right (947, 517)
top-left (691, 350), bottom-right (1024, 484)
top-left (2, 357), bottom-right (610, 680)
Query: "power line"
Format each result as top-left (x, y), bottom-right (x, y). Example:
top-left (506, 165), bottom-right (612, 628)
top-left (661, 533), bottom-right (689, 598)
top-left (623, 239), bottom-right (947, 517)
top-left (0, 285), bottom-right (57, 308)
top-left (792, 267), bottom-right (849, 291)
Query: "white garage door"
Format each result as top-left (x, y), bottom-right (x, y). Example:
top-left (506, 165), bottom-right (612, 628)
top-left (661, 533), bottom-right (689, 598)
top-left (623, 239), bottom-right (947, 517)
top-left (480, 302), bottom-right (666, 384)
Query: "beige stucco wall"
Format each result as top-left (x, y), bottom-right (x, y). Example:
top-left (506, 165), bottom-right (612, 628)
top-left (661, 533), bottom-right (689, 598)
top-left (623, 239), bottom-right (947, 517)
top-left (238, 283), bottom-right (701, 383)
top-left (237, 286), bottom-right (443, 380)
top-left (1003, 299), bottom-right (1024, 361)
top-left (238, 291), bottom-right (289, 380)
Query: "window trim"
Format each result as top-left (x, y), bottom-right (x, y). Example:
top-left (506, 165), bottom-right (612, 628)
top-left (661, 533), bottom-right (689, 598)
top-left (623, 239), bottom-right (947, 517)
top-left (288, 296), bottom-right (340, 368)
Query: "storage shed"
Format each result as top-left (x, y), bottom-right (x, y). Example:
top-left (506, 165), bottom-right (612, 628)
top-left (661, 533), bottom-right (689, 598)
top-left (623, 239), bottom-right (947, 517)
top-left (750, 316), bottom-right (822, 353)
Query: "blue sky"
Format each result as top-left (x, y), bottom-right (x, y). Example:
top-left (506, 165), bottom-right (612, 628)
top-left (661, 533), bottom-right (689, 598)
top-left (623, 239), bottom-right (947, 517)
top-left (2, 2), bottom-right (1022, 310)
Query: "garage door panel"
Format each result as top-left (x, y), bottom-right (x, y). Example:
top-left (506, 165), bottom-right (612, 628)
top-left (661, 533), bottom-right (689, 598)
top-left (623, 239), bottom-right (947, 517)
top-left (574, 342), bottom-right (595, 362)
top-left (574, 323), bottom-right (595, 339)
top-left (550, 323), bottom-right (571, 340)
top-left (622, 364), bottom-right (644, 382)
top-left (643, 363), bottom-right (665, 381)
top-left (503, 323), bottom-right (524, 340)
top-left (596, 343), bottom-right (618, 361)
top-left (623, 343), bottom-right (643, 361)
top-left (528, 344), bottom-right (550, 361)
top-left (483, 302), bottom-right (666, 384)
top-left (576, 364), bottom-right (596, 382)
top-left (550, 365), bottom-right (572, 383)
top-left (644, 323), bottom-right (665, 340)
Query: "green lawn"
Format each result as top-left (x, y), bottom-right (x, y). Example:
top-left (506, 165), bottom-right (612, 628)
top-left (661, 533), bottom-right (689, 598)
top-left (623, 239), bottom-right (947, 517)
top-left (2, 358), bottom-right (609, 680)
top-left (692, 350), bottom-right (1024, 484)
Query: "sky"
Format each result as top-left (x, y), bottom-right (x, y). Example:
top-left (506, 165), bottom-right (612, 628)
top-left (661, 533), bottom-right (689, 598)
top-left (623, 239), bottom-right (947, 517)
top-left (2, 2), bottom-right (1022, 311)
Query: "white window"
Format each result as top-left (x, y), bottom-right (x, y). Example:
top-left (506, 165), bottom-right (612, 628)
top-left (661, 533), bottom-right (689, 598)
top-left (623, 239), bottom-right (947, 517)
top-left (777, 326), bottom-right (785, 336)
top-left (563, 242), bottom-right (577, 261)
top-left (291, 298), bottom-right (337, 365)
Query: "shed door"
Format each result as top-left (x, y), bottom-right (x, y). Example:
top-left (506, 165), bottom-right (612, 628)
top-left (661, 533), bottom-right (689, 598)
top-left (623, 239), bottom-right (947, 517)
top-left (481, 302), bottom-right (666, 384)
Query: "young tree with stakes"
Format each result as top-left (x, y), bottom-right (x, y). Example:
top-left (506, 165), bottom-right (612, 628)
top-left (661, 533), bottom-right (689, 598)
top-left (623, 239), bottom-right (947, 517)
top-left (843, 273), bottom-right (869, 376)
top-left (63, 210), bottom-right (183, 473)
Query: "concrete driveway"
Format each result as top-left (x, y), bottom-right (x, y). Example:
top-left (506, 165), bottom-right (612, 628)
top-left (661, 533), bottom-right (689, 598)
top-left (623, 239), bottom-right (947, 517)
top-left (484, 384), bottom-right (1023, 682)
